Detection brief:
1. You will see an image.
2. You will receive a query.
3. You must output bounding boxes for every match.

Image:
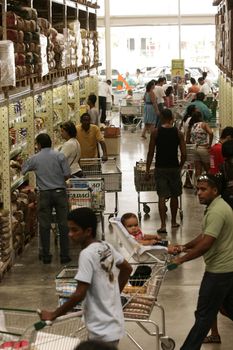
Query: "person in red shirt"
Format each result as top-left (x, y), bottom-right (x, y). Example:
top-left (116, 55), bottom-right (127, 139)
top-left (209, 126), bottom-right (233, 174)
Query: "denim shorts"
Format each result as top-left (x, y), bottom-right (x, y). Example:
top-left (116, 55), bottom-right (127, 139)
top-left (155, 167), bottom-right (182, 198)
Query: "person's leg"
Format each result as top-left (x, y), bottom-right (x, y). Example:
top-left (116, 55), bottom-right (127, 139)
top-left (158, 196), bottom-right (167, 231)
top-left (181, 272), bottom-right (233, 350)
top-left (52, 190), bottom-right (70, 261)
top-left (100, 96), bottom-right (107, 123)
top-left (203, 317), bottom-right (221, 343)
top-left (38, 191), bottom-right (53, 262)
top-left (194, 160), bottom-right (202, 178)
top-left (170, 196), bottom-right (179, 227)
top-left (141, 123), bottom-right (149, 138)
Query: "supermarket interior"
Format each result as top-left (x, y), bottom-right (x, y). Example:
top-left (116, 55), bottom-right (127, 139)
top-left (0, 0), bottom-right (233, 350)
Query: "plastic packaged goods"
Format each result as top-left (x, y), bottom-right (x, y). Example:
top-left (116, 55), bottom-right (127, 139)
top-left (0, 41), bottom-right (16, 87)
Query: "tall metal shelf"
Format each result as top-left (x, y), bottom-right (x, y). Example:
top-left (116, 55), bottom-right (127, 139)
top-left (0, 0), bottom-right (99, 278)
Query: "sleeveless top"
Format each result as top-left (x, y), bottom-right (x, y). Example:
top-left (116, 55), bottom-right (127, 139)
top-left (156, 127), bottom-right (180, 168)
top-left (190, 122), bottom-right (208, 146)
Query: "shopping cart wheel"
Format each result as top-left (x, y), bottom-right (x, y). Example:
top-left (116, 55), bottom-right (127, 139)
top-left (161, 338), bottom-right (176, 350)
top-left (143, 204), bottom-right (150, 214)
top-left (179, 210), bottom-right (183, 221)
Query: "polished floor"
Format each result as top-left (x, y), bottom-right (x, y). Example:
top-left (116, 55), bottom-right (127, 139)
top-left (0, 122), bottom-right (232, 349)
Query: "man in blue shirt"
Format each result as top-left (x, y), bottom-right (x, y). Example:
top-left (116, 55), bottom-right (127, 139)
top-left (22, 133), bottom-right (71, 264)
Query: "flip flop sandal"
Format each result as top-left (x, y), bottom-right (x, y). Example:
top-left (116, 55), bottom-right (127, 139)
top-left (157, 228), bottom-right (167, 234)
top-left (203, 335), bottom-right (221, 343)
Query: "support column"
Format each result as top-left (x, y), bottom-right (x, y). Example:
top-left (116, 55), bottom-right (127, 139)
top-left (104, 0), bottom-right (111, 80)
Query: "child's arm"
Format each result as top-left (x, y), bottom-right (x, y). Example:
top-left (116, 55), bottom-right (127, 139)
top-left (137, 239), bottom-right (158, 246)
top-left (143, 234), bottom-right (161, 240)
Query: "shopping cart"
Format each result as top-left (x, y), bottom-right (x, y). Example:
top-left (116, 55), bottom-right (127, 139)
top-left (80, 158), bottom-right (122, 219)
top-left (55, 266), bottom-right (81, 311)
top-left (67, 177), bottom-right (105, 239)
top-left (119, 99), bottom-right (144, 132)
top-left (122, 259), bottom-right (175, 350)
top-left (0, 308), bottom-right (87, 349)
top-left (134, 160), bottom-right (183, 221)
top-left (181, 144), bottom-right (196, 188)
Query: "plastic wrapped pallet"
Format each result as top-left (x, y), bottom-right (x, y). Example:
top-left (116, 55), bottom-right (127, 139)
top-left (0, 41), bottom-right (16, 87)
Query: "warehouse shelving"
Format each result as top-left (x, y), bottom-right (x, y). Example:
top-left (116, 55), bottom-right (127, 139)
top-left (0, 0), bottom-right (99, 278)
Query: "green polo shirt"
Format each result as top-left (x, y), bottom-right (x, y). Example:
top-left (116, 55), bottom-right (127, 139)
top-left (203, 195), bottom-right (233, 273)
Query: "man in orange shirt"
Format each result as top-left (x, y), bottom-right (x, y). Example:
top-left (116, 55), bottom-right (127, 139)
top-left (77, 113), bottom-right (108, 160)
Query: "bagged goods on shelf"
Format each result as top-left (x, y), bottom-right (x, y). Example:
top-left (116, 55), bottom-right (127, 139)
top-left (0, 42), bottom-right (15, 87)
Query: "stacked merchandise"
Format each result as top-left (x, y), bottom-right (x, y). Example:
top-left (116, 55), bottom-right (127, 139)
top-left (11, 188), bottom-right (37, 253)
top-left (65, 26), bottom-right (77, 68)
top-left (68, 20), bottom-right (83, 68)
top-left (80, 29), bottom-right (89, 67)
top-left (38, 18), bottom-right (56, 71)
top-left (0, 209), bottom-right (11, 268)
top-left (89, 31), bottom-right (98, 67)
top-left (6, 5), bottom-right (48, 79)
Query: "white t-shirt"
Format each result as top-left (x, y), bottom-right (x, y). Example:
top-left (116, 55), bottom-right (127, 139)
top-left (154, 86), bottom-right (165, 104)
top-left (75, 241), bottom-right (125, 342)
top-left (200, 82), bottom-right (211, 96)
top-left (98, 81), bottom-right (111, 98)
top-left (60, 138), bottom-right (81, 175)
top-left (88, 107), bottom-right (99, 125)
top-left (106, 85), bottom-right (112, 103)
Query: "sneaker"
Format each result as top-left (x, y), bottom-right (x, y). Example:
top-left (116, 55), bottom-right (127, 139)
top-left (60, 256), bottom-right (72, 264)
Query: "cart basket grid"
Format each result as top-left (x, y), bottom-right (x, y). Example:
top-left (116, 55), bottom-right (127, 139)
top-left (134, 161), bottom-right (156, 192)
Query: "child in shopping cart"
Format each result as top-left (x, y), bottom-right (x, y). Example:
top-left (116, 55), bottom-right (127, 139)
top-left (121, 212), bottom-right (168, 247)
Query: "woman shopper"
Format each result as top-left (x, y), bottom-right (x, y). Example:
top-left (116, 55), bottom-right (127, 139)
top-left (186, 111), bottom-right (213, 180)
top-left (60, 121), bottom-right (83, 177)
top-left (141, 80), bottom-right (159, 139)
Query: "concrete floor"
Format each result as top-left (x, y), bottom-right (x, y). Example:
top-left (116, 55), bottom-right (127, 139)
top-left (0, 124), bottom-right (232, 349)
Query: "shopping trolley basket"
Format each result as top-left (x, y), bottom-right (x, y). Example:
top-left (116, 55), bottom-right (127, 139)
top-left (67, 178), bottom-right (105, 239)
top-left (134, 160), bottom-right (183, 221)
top-left (122, 260), bottom-right (175, 350)
top-left (0, 308), bottom-right (87, 349)
top-left (119, 100), bottom-right (144, 132)
top-left (80, 158), bottom-right (122, 218)
top-left (181, 144), bottom-right (196, 188)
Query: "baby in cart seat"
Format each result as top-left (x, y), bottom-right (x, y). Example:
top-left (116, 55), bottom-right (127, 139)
top-left (121, 212), bottom-right (168, 247)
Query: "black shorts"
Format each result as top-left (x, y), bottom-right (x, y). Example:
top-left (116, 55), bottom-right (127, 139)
top-left (155, 168), bottom-right (182, 198)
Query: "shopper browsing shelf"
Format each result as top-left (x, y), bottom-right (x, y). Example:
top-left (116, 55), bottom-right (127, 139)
top-left (22, 133), bottom-right (71, 265)
top-left (60, 121), bottom-right (83, 178)
top-left (87, 94), bottom-right (99, 126)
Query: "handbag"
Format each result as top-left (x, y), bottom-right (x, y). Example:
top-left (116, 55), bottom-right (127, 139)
top-left (104, 125), bottom-right (120, 138)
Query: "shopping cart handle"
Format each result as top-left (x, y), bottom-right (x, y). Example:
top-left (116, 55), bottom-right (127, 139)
top-left (167, 262), bottom-right (179, 271)
top-left (35, 309), bottom-right (52, 330)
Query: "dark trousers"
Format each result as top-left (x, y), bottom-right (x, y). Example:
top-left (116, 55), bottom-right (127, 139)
top-left (180, 271), bottom-right (233, 350)
top-left (38, 189), bottom-right (69, 258)
top-left (99, 96), bottom-right (107, 123)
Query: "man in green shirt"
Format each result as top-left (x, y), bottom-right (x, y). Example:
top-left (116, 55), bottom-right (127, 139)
top-left (169, 174), bottom-right (233, 350)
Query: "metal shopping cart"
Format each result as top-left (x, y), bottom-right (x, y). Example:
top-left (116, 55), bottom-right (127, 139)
top-left (134, 160), bottom-right (183, 221)
top-left (0, 308), bottom-right (87, 349)
top-left (80, 158), bottom-right (122, 220)
top-left (67, 177), bottom-right (105, 239)
top-left (119, 99), bottom-right (144, 132)
top-left (122, 259), bottom-right (175, 350)
top-left (181, 144), bottom-right (196, 188)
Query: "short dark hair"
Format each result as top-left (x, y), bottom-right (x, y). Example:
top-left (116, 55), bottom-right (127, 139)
top-left (190, 77), bottom-right (196, 85)
top-left (121, 212), bottom-right (138, 226)
top-left (197, 173), bottom-right (222, 194)
top-left (67, 207), bottom-right (97, 237)
top-left (198, 77), bottom-right (204, 84)
top-left (188, 111), bottom-right (203, 128)
top-left (165, 86), bottom-right (173, 97)
top-left (106, 79), bottom-right (112, 85)
top-left (60, 121), bottom-right (77, 138)
top-left (220, 126), bottom-right (233, 139)
top-left (88, 94), bottom-right (97, 105)
top-left (160, 108), bottom-right (173, 121)
top-left (75, 340), bottom-right (117, 350)
top-left (80, 113), bottom-right (91, 122)
top-left (222, 139), bottom-right (233, 158)
top-left (157, 77), bottom-right (164, 84)
top-left (35, 133), bottom-right (52, 148)
top-left (196, 92), bottom-right (205, 101)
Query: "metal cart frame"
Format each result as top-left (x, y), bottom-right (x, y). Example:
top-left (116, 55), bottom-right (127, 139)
top-left (122, 260), bottom-right (175, 350)
top-left (80, 158), bottom-right (122, 220)
top-left (134, 161), bottom-right (183, 221)
top-left (0, 308), bottom-right (87, 349)
top-left (119, 100), bottom-right (144, 132)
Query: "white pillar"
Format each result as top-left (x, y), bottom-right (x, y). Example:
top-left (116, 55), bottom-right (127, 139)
top-left (104, 0), bottom-right (111, 80)
top-left (178, 0), bottom-right (181, 59)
